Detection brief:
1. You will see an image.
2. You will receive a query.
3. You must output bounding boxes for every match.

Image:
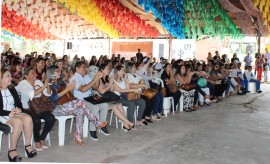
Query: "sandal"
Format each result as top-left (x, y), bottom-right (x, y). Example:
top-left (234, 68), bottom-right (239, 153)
top-left (25, 144), bottom-right (37, 158)
top-left (8, 149), bottom-right (22, 162)
top-left (74, 139), bottom-right (85, 146)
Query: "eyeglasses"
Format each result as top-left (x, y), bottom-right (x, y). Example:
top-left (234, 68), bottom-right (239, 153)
top-left (54, 70), bottom-right (61, 73)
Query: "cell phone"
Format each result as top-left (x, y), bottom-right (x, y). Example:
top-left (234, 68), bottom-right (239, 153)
top-left (48, 74), bottom-right (55, 85)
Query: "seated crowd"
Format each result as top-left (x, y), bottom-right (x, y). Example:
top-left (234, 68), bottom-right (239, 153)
top-left (0, 49), bottom-right (264, 162)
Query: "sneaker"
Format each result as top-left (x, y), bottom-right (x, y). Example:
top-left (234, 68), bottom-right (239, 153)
top-left (0, 122), bottom-right (12, 134)
top-left (160, 113), bottom-right (166, 118)
top-left (90, 131), bottom-right (98, 141)
top-left (152, 115), bottom-right (161, 120)
top-left (100, 127), bottom-right (110, 136)
top-left (245, 91), bottom-right (250, 93)
top-left (256, 90), bottom-right (262, 93)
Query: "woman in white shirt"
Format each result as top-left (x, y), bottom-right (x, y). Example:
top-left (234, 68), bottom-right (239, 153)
top-left (114, 65), bottom-right (146, 126)
top-left (0, 69), bottom-right (36, 162)
top-left (127, 62), bottom-right (163, 120)
top-left (16, 68), bottom-right (55, 152)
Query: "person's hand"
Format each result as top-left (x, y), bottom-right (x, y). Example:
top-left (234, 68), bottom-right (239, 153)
top-left (109, 75), bottom-right (115, 84)
top-left (133, 89), bottom-right (140, 94)
top-left (141, 84), bottom-right (148, 89)
top-left (94, 72), bottom-right (102, 81)
top-left (44, 79), bottom-right (49, 87)
top-left (42, 72), bottom-right (46, 80)
top-left (67, 80), bottom-right (76, 91)
top-left (14, 107), bottom-right (22, 115)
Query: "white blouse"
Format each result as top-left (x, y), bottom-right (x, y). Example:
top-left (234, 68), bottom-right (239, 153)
top-left (114, 78), bottom-right (126, 96)
top-left (1, 89), bottom-right (15, 111)
top-left (15, 79), bottom-right (52, 109)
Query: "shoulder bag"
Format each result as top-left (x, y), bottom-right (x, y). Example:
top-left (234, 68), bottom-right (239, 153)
top-left (28, 94), bottom-right (55, 116)
top-left (57, 86), bottom-right (76, 105)
top-left (141, 88), bottom-right (158, 99)
top-left (180, 84), bottom-right (196, 91)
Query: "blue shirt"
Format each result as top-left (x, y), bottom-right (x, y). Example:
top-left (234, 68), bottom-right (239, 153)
top-left (69, 73), bottom-right (93, 100)
top-left (244, 56), bottom-right (253, 66)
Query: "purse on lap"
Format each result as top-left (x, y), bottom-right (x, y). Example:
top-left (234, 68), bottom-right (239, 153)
top-left (180, 84), bottom-right (196, 91)
top-left (28, 94), bottom-right (55, 116)
top-left (141, 88), bottom-right (158, 99)
top-left (57, 86), bottom-right (76, 105)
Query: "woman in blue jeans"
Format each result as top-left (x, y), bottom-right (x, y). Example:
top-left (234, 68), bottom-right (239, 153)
top-left (113, 65), bottom-right (146, 127)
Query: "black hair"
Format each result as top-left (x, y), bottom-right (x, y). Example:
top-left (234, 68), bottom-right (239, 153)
top-left (99, 63), bottom-right (109, 84)
top-left (75, 61), bottom-right (86, 69)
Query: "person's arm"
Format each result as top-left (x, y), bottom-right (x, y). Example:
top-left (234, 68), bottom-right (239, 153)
top-left (58, 81), bottom-right (76, 97)
top-left (97, 78), bottom-right (114, 94)
top-left (78, 72), bottom-right (102, 93)
top-left (114, 82), bottom-right (139, 93)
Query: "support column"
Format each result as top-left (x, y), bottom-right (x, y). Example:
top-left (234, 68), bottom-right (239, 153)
top-left (63, 39), bottom-right (66, 56)
top-left (108, 37), bottom-right (111, 58)
top-left (168, 35), bottom-right (172, 62)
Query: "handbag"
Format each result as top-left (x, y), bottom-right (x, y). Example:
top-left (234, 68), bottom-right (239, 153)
top-left (28, 94), bottom-right (55, 116)
top-left (161, 87), bottom-right (167, 96)
top-left (197, 78), bottom-right (207, 87)
top-left (121, 92), bottom-right (141, 101)
top-left (57, 87), bottom-right (76, 105)
top-left (84, 91), bottom-right (121, 104)
top-left (180, 84), bottom-right (196, 91)
top-left (141, 88), bottom-right (158, 99)
top-left (102, 91), bottom-right (121, 102)
top-left (168, 83), bottom-right (177, 93)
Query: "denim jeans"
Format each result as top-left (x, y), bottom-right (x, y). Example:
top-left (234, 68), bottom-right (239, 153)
top-left (151, 91), bottom-right (163, 115)
top-left (249, 79), bottom-right (260, 91)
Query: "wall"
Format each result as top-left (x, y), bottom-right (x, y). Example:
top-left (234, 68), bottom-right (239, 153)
top-left (111, 41), bottom-right (153, 60)
top-left (195, 37), bottom-right (222, 61)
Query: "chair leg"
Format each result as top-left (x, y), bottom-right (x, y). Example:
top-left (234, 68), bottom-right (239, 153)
top-left (82, 115), bottom-right (89, 138)
top-left (109, 110), bottom-right (114, 125)
top-left (0, 131), bottom-right (3, 154)
top-left (115, 116), bottom-right (118, 129)
top-left (69, 117), bottom-right (74, 133)
top-left (57, 118), bottom-right (67, 146)
top-left (46, 133), bottom-right (51, 146)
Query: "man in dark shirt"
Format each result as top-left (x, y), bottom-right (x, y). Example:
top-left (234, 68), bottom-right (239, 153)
top-left (136, 49), bottom-right (143, 62)
top-left (213, 51), bottom-right (221, 63)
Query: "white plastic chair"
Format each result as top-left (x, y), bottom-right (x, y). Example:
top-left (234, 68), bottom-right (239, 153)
top-left (152, 77), bottom-right (174, 116)
top-left (0, 131), bottom-right (3, 154)
top-left (54, 115), bottom-right (75, 146)
top-left (248, 82), bottom-right (256, 93)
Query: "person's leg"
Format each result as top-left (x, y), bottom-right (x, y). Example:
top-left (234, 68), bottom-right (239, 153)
top-left (121, 99), bottom-right (135, 122)
top-left (98, 103), bottom-right (109, 122)
top-left (140, 96), bottom-right (152, 119)
top-left (134, 98), bottom-right (146, 122)
top-left (6, 117), bottom-right (23, 159)
top-left (257, 68), bottom-right (262, 81)
top-left (18, 114), bottom-right (34, 152)
top-left (112, 104), bottom-right (134, 128)
top-left (39, 113), bottom-right (55, 145)
top-left (244, 79), bottom-right (249, 91)
top-left (172, 90), bottom-right (181, 109)
top-left (84, 101), bottom-right (100, 131)
top-left (30, 115), bottom-right (42, 148)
